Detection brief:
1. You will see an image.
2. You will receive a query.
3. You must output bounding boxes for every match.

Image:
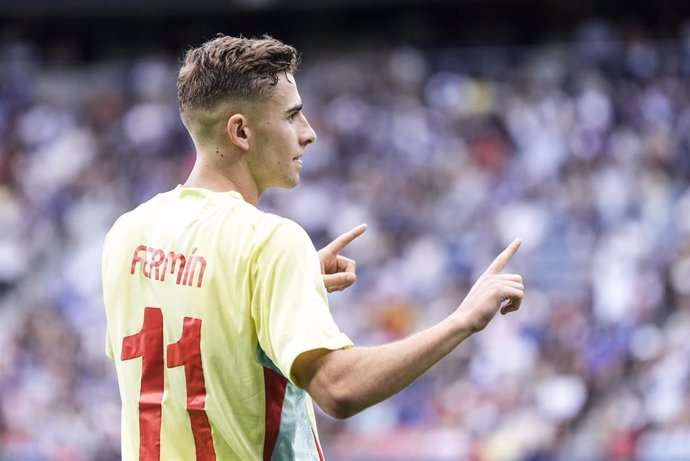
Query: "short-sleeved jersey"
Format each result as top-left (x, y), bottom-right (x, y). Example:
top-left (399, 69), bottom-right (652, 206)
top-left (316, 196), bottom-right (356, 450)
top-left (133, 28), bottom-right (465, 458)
top-left (102, 185), bottom-right (353, 461)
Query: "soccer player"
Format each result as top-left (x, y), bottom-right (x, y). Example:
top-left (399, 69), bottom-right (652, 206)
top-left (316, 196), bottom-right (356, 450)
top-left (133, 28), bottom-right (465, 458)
top-left (102, 35), bottom-right (524, 460)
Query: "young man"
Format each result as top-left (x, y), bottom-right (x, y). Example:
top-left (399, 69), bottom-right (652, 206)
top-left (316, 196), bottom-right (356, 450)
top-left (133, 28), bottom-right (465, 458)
top-left (102, 35), bottom-right (524, 460)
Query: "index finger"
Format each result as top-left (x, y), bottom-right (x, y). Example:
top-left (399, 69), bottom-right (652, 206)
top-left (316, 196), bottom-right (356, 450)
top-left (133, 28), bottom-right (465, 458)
top-left (484, 238), bottom-right (521, 275)
top-left (324, 224), bottom-right (368, 255)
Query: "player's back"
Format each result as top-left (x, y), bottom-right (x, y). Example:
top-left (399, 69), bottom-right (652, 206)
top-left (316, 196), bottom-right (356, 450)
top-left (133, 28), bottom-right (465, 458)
top-left (102, 185), bottom-right (308, 460)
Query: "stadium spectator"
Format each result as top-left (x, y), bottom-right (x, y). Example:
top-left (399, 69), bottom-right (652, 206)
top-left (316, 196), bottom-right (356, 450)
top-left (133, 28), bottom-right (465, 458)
top-left (0, 19), bottom-right (689, 461)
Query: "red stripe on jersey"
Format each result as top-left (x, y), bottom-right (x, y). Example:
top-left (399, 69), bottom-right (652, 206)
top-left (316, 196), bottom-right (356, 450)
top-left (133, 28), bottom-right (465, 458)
top-left (262, 367), bottom-right (288, 461)
top-left (312, 428), bottom-right (325, 461)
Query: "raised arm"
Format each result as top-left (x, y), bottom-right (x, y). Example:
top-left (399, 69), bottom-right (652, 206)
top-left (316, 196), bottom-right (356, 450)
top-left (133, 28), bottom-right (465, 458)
top-left (292, 238), bottom-right (524, 419)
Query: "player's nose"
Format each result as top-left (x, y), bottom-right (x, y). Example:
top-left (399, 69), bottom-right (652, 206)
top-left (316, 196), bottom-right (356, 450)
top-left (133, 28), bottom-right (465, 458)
top-left (300, 114), bottom-right (317, 146)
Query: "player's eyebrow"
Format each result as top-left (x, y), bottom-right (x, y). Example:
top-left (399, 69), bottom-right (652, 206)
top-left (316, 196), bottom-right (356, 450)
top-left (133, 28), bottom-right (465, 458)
top-left (286, 103), bottom-right (303, 115)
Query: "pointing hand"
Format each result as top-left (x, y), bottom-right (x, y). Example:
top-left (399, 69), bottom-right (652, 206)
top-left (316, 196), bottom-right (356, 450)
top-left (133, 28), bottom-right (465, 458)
top-left (456, 238), bottom-right (524, 333)
top-left (318, 224), bottom-right (368, 293)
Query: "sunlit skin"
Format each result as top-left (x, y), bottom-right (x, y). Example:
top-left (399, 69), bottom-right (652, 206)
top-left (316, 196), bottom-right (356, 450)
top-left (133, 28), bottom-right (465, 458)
top-left (243, 75), bottom-right (318, 195)
top-left (184, 73), bottom-right (316, 204)
top-left (183, 73), bottom-right (366, 292)
top-left (183, 70), bottom-right (524, 421)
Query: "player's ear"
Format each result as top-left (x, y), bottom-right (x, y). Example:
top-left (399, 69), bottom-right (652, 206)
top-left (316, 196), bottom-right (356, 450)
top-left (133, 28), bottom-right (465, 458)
top-left (227, 114), bottom-right (250, 151)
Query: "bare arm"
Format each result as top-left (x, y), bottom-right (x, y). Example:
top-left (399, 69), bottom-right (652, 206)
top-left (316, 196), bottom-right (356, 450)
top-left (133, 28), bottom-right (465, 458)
top-left (292, 238), bottom-right (524, 419)
top-left (293, 313), bottom-right (471, 419)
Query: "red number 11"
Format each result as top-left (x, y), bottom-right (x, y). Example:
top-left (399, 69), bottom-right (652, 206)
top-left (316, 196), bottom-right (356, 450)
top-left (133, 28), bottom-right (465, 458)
top-left (121, 307), bottom-right (216, 461)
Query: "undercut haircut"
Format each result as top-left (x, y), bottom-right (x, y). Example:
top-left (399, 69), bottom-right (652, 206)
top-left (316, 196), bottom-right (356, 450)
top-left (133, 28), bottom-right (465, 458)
top-left (177, 34), bottom-right (299, 124)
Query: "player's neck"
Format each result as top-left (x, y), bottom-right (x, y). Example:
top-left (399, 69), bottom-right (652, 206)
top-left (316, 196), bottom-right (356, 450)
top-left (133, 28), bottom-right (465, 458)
top-left (184, 159), bottom-right (260, 206)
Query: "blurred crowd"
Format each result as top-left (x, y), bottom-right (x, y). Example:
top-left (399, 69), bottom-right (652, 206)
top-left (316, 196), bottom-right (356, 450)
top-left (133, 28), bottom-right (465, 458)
top-left (1, 19), bottom-right (689, 461)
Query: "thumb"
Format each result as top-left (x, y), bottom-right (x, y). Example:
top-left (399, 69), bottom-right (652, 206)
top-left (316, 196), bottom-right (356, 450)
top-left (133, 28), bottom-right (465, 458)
top-left (323, 272), bottom-right (357, 291)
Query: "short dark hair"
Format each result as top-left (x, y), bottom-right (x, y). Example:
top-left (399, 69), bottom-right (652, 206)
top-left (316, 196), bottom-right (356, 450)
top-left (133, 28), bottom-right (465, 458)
top-left (177, 34), bottom-right (299, 120)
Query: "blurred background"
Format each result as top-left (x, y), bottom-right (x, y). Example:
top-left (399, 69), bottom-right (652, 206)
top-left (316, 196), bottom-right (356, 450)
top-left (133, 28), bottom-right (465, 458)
top-left (1, 0), bottom-right (690, 460)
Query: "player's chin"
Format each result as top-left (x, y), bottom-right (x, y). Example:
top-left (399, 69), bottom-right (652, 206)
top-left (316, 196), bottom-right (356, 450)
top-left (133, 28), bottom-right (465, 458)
top-left (279, 175), bottom-right (300, 189)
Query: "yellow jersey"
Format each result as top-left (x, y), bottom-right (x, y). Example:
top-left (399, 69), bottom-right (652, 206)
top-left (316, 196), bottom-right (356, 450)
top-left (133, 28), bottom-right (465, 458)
top-left (102, 186), bottom-right (353, 460)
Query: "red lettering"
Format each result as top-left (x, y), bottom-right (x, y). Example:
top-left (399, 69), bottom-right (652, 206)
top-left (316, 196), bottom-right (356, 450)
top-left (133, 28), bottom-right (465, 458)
top-left (131, 245), bottom-right (148, 275)
top-left (150, 250), bottom-right (166, 281)
top-left (169, 252), bottom-right (187, 284)
top-left (182, 248), bottom-right (197, 285)
top-left (191, 257), bottom-right (207, 288)
top-left (121, 307), bottom-right (164, 460)
top-left (142, 247), bottom-right (154, 278)
top-left (129, 245), bottom-right (206, 288)
top-left (167, 317), bottom-right (215, 460)
top-left (123, 307), bottom-right (216, 459)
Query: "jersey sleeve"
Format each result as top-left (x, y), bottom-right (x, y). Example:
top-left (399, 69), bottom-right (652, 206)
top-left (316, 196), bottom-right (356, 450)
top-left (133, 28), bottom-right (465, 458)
top-left (251, 219), bottom-right (353, 386)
